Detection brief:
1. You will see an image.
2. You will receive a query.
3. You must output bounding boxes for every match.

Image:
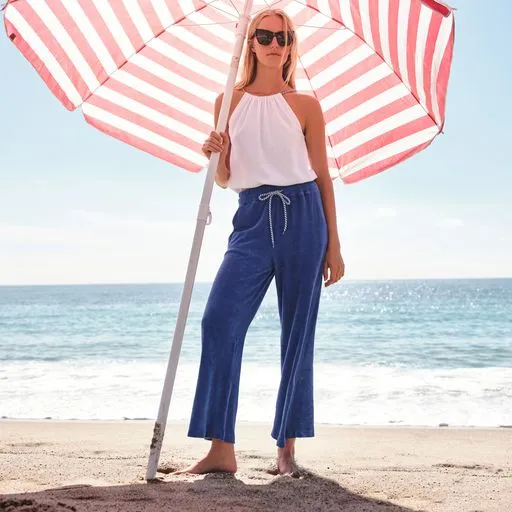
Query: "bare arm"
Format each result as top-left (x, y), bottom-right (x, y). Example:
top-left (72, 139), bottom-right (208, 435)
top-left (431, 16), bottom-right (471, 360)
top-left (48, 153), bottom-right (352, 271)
top-left (212, 93), bottom-right (231, 188)
top-left (304, 96), bottom-right (345, 285)
top-left (305, 96), bottom-right (339, 248)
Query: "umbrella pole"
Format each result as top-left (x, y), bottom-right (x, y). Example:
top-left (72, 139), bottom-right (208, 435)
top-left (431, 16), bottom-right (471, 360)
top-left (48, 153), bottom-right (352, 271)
top-left (146, 0), bottom-right (254, 482)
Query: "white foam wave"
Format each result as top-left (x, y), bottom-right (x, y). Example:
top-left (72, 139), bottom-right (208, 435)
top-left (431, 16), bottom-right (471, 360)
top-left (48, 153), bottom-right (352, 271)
top-left (1, 361), bottom-right (511, 426)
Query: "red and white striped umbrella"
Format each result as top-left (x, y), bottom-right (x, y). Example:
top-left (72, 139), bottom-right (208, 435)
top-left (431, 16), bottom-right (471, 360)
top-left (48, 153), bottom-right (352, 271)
top-left (3, 0), bottom-right (454, 183)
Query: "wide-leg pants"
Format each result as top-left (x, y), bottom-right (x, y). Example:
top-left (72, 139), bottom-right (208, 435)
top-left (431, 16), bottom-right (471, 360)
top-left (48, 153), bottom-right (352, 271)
top-left (187, 180), bottom-right (328, 448)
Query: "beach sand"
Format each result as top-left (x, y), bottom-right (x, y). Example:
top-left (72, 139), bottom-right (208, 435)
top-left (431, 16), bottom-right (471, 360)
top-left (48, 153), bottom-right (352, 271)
top-left (0, 420), bottom-right (510, 511)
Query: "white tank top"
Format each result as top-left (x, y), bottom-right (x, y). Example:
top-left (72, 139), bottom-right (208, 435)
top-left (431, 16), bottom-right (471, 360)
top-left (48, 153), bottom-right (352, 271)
top-left (227, 91), bottom-right (317, 192)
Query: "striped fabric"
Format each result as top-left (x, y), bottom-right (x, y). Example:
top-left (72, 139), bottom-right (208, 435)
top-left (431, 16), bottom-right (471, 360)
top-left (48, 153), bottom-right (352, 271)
top-left (3, 0), bottom-right (454, 183)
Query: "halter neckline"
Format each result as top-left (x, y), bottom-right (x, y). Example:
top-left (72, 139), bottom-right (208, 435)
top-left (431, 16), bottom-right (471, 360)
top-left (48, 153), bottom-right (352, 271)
top-left (241, 88), bottom-right (296, 97)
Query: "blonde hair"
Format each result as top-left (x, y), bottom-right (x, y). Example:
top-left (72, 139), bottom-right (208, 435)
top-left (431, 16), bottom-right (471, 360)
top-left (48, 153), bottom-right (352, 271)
top-left (235, 9), bottom-right (298, 91)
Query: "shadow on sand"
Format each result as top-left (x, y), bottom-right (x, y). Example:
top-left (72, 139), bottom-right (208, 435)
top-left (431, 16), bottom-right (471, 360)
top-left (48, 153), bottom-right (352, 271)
top-left (0, 470), bottom-right (426, 512)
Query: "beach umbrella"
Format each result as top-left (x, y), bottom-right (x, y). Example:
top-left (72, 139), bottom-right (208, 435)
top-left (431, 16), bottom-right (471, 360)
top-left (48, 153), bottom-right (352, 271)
top-left (3, 0), bottom-right (455, 479)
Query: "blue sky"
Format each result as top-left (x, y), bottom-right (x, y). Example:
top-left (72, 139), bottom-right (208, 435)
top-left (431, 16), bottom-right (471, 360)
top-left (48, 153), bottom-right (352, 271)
top-left (0, 0), bottom-right (510, 285)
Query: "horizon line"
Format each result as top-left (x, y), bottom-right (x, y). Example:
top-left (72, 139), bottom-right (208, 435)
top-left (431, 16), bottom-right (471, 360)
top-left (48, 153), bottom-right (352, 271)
top-left (1, 276), bottom-right (511, 288)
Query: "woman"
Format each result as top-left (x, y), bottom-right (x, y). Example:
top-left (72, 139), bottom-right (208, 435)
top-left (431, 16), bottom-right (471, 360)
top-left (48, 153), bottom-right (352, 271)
top-left (178, 8), bottom-right (345, 476)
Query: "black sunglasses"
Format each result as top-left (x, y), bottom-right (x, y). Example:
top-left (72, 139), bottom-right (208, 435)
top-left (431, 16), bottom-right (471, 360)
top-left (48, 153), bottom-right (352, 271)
top-left (254, 29), bottom-right (294, 47)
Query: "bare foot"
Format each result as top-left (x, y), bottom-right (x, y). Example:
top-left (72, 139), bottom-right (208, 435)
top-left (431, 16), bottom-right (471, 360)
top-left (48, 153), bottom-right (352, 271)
top-left (277, 452), bottom-right (298, 476)
top-left (276, 438), bottom-right (299, 476)
top-left (173, 441), bottom-right (237, 475)
top-left (173, 454), bottom-right (237, 474)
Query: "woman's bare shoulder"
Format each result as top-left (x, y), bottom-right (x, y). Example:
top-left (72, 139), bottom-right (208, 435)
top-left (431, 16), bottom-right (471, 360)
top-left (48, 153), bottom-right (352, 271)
top-left (294, 92), bottom-right (320, 107)
top-left (215, 89), bottom-right (245, 117)
top-left (286, 91), bottom-right (319, 109)
top-left (215, 88), bottom-right (244, 104)
top-left (287, 92), bottom-right (320, 124)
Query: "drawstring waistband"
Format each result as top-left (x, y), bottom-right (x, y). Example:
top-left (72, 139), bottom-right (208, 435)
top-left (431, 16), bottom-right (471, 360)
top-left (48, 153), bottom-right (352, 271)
top-left (258, 190), bottom-right (291, 248)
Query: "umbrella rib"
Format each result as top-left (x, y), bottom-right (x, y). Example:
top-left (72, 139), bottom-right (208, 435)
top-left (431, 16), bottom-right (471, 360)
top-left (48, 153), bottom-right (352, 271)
top-left (297, 24), bottom-right (348, 30)
top-left (78, 0), bottom-right (239, 107)
top-left (296, 0), bottom-right (441, 129)
top-left (178, 21), bottom-right (237, 27)
top-left (225, 0), bottom-right (241, 17)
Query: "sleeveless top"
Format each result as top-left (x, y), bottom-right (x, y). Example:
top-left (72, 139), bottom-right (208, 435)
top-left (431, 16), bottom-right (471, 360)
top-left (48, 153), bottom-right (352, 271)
top-left (227, 90), bottom-right (317, 192)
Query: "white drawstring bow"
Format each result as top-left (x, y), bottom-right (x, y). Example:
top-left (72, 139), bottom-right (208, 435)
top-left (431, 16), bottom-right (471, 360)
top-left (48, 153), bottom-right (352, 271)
top-left (258, 190), bottom-right (291, 248)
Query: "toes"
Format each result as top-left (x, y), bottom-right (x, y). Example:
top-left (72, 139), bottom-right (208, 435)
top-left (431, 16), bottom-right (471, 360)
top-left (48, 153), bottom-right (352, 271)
top-left (171, 467), bottom-right (193, 475)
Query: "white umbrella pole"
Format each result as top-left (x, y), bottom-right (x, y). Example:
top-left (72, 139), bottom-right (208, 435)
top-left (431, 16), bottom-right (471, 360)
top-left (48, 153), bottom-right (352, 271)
top-left (146, 0), bottom-right (254, 481)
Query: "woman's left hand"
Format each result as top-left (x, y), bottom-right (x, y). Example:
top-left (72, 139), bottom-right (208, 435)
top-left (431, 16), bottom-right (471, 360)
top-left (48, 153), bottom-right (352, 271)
top-left (323, 244), bottom-right (345, 287)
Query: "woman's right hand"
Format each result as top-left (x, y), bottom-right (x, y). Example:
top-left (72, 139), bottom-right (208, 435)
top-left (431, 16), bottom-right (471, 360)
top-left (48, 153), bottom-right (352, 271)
top-left (202, 130), bottom-right (230, 160)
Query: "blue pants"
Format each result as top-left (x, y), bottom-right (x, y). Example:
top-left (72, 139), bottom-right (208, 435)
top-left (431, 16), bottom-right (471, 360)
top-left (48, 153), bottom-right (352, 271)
top-left (187, 180), bottom-right (328, 448)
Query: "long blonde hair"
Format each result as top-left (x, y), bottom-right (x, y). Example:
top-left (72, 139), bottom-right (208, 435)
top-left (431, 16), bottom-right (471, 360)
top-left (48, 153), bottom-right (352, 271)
top-left (235, 9), bottom-right (298, 91)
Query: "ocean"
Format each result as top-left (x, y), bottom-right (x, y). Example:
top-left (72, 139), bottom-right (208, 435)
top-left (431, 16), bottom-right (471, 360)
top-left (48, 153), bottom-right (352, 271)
top-left (1, 279), bottom-right (511, 427)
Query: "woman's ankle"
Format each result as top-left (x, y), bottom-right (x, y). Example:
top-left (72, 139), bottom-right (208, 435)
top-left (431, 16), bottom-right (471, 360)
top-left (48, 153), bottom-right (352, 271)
top-left (278, 438), bottom-right (296, 457)
top-left (210, 439), bottom-right (236, 456)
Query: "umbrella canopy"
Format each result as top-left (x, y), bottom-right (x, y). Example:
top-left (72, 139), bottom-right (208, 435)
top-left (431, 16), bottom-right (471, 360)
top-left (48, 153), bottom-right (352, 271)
top-left (3, 0), bottom-right (454, 183)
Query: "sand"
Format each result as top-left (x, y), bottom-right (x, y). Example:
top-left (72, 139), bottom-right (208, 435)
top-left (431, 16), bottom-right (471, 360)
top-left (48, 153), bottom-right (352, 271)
top-left (0, 420), bottom-right (510, 511)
